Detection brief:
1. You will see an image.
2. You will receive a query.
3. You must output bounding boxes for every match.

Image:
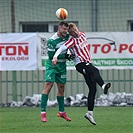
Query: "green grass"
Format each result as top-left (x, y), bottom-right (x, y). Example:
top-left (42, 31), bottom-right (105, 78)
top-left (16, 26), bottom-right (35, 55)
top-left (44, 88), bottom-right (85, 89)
top-left (0, 106), bottom-right (133, 133)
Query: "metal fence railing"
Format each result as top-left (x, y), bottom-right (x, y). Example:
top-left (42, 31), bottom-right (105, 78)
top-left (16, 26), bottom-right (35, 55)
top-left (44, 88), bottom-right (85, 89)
top-left (0, 69), bottom-right (133, 103)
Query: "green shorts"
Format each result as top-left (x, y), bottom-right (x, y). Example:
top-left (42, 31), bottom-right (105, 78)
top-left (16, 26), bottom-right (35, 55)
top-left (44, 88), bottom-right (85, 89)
top-left (44, 61), bottom-right (67, 84)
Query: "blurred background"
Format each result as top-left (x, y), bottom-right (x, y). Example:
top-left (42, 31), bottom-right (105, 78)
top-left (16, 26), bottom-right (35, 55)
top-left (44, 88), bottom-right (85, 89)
top-left (0, 0), bottom-right (133, 103)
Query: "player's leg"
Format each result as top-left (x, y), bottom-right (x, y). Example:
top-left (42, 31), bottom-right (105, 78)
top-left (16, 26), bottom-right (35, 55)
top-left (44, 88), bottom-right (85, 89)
top-left (56, 82), bottom-right (71, 121)
top-left (85, 74), bottom-right (97, 125)
top-left (55, 65), bottom-right (71, 121)
top-left (41, 82), bottom-right (54, 122)
top-left (85, 76), bottom-right (96, 111)
top-left (76, 62), bottom-right (111, 94)
top-left (56, 62), bottom-right (66, 113)
top-left (42, 82), bottom-right (53, 109)
top-left (83, 74), bottom-right (97, 125)
top-left (56, 82), bottom-right (65, 112)
top-left (76, 62), bottom-right (96, 125)
top-left (40, 65), bottom-right (55, 122)
top-left (87, 63), bottom-right (111, 94)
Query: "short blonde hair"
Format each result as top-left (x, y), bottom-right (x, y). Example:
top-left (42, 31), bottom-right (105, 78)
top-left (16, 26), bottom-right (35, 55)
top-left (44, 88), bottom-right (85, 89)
top-left (68, 23), bottom-right (77, 33)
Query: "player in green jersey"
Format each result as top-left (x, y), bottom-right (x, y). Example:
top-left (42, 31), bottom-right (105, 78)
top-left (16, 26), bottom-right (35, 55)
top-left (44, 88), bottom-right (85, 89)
top-left (40, 21), bottom-right (72, 122)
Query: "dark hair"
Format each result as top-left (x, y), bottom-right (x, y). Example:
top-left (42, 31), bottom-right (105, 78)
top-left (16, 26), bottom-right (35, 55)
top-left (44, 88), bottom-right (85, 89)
top-left (59, 21), bottom-right (69, 27)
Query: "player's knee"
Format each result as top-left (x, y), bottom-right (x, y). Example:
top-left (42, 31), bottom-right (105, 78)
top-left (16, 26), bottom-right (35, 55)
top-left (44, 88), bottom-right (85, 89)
top-left (43, 82), bottom-right (53, 94)
top-left (58, 86), bottom-right (65, 95)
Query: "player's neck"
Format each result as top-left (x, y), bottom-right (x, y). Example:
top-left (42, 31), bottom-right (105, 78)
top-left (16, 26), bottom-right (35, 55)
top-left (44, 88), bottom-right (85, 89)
top-left (57, 32), bottom-right (65, 39)
top-left (74, 34), bottom-right (80, 38)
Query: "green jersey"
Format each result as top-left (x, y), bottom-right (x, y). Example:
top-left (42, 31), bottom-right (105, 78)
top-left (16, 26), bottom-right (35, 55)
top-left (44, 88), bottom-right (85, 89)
top-left (44, 32), bottom-right (69, 84)
top-left (47, 32), bottom-right (69, 62)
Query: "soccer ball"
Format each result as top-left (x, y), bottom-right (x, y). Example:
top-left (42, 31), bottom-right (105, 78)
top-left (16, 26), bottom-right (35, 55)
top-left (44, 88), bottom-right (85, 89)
top-left (55, 8), bottom-right (68, 20)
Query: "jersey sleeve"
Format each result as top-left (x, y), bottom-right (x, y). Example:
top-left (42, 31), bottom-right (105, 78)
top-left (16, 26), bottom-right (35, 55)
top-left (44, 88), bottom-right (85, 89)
top-left (80, 31), bottom-right (85, 37)
top-left (47, 39), bottom-right (66, 60)
top-left (47, 39), bottom-right (55, 60)
top-left (64, 36), bottom-right (75, 48)
top-left (53, 44), bottom-right (68, 58)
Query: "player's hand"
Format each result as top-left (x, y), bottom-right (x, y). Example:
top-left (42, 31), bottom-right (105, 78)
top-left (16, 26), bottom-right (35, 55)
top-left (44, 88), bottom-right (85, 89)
top-left (52, 57), bottom-right (58, 66)
top-left (65, 54), bottom-right (75, 61)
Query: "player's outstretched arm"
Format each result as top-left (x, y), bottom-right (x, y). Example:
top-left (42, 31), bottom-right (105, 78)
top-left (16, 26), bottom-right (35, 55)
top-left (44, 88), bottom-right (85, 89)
top-left (52, 57), bottom-right (58, 66)
top-left (52, 44), bottom-right (67, 65)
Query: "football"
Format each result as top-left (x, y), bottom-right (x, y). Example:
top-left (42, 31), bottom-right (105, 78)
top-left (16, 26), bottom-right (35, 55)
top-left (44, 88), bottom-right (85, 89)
top-left (55, 8), bottom-right (68, 20)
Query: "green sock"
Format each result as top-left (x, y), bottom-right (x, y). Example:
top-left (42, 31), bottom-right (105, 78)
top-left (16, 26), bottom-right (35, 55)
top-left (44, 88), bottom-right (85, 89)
top-left (57, 96), bottom-right (64, 112)
top-left (40, 94), bottom-right (48, 112)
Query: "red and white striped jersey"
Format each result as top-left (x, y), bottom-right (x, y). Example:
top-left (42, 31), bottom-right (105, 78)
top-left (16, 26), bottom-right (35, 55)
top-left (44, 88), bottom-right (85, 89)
top-left (65, 32), bottom-right (92, 65)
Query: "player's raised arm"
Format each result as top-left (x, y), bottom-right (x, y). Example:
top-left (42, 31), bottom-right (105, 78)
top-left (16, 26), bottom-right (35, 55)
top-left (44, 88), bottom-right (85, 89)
top-left (52, 44), bottom-right (67, 66)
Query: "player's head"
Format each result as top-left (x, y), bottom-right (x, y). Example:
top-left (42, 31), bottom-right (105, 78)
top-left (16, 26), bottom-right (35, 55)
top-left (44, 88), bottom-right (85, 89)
top-left (68, 23), bottom-right (80, 38)
top-left (57, 21), bottom-right (69, 38)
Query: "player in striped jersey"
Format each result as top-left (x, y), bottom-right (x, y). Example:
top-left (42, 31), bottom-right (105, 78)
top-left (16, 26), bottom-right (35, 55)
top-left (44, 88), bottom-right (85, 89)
top-left (52, 23), bottom-right (111, 125)
top-left (40, 21), bottom-right (72, 123)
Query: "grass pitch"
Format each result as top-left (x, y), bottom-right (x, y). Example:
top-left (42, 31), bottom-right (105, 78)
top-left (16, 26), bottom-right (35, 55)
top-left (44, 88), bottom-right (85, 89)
top-left (0, 106), bottom-right (132, 133)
